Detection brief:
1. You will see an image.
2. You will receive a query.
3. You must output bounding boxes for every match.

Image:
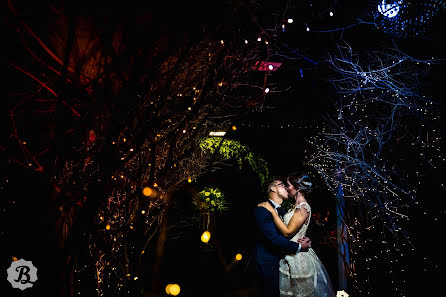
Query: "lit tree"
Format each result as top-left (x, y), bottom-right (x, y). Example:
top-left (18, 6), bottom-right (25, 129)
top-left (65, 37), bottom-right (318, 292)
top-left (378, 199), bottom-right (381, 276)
top-left (2, 1), bottom-right (308, 296)
top-left (306, 42), bottom-right (444, 296)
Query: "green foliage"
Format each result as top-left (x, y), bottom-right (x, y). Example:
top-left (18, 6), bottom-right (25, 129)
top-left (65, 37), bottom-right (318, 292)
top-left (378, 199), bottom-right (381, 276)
top-left (193, 187), bottom-right (229, 213)
top-left (199, 137), bottom-right (271, 186)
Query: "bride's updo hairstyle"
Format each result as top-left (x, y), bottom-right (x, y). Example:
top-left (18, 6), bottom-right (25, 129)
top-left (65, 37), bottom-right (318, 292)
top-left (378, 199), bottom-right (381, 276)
top-left (287, 172), bottom-right (314, 196)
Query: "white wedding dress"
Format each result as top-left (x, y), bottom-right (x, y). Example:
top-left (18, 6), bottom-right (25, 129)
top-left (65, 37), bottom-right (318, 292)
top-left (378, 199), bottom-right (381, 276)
top-left (279, 202), bottom-right (335, 297)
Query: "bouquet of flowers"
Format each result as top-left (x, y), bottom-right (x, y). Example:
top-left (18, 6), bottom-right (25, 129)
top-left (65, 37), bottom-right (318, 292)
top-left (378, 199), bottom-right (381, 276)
top-left (193, 187), bottom-right (229, 213)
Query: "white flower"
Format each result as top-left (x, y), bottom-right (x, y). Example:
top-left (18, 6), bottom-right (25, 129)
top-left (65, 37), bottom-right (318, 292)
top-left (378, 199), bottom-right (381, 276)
top-left (302, 181), bottom-right (312, 187)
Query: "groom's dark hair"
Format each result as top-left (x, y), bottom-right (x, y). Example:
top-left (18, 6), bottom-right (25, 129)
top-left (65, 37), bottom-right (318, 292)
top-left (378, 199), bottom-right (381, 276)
top-left (265, 180), bottom-right (277, 195)
top-left (264, 178), bottom-right (285, 198)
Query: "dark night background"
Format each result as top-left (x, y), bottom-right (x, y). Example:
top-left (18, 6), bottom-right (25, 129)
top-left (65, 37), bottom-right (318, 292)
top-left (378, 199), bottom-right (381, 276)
top-left (2, 1), bottom-right (446, 297)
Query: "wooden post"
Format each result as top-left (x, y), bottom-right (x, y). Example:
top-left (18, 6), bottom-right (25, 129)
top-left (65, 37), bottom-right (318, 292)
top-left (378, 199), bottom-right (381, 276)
top-left (336, 184), bottom-right (349, 291)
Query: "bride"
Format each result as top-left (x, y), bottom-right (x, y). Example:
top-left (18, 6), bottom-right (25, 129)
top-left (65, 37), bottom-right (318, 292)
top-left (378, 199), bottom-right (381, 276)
top-left (258, 172), bottom-right (335, 297)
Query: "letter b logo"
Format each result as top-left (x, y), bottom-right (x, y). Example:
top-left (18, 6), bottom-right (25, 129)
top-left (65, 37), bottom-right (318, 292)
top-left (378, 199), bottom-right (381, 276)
top-left (7, 258), bottom-right (38, 290)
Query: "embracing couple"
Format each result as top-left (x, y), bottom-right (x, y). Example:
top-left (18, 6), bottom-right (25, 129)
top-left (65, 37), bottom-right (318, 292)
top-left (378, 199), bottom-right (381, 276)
top-left (252, 172), bottom-right (335, 297)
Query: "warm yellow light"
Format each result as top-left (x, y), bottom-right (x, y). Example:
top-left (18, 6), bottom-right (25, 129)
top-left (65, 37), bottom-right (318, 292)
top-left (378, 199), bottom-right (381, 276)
top-left (188, 177), bottom-right (192, 183)
top-left (165, 284), bottom-right (172, 295)
top-left (209, 131), bottom-right (226, 136)
top-left (232, 126), bottom-right (237, 131)
top-left (201, 231), bottom-right (211, 243)
top-left (170, 284), bottom-right (181, 296)
top-left (106, 224), bottom-right (111, 230)
top-left (134, 276), bottom-right (138, 280)
top-left (12, 256), bottom-right (18, 262)
top-left (142, 187), bottom-right (153, 197)
top-left (235, 253), bottom-right (242, 261)
top-left (141, 210), bottom-right (146, 214)
top-left (153, 183), bottom-right (158, 188)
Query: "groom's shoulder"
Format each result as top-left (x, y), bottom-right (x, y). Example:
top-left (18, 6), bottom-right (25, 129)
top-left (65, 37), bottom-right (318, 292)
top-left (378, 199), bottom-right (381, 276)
top-left (253, 203), bottom-right (268, 215)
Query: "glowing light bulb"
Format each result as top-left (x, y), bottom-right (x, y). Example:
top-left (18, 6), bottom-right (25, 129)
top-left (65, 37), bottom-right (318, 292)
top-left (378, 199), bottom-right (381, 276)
top-left (287, 18), bottom-right (293, 23)
top-left (201, 231), bottom-right (211, 243)
top-left (170, 284), bottom-right (181, 296)
top-left (165, 284), bottom-right (172, 294)
top-left (268, 64), bottom-right (274, 70)
top-left (264, 88), bottom-right (270, 93)
top-left (329, 11), bottom-right (333, 16)
top-left (235, 254), bottom-right (242, 261)
top-left (142, 187), bottom-right (153, 197)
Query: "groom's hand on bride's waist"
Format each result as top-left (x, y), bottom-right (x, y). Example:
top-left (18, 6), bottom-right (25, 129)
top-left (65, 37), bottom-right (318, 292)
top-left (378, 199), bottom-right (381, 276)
top-left (297, 237), bottom-right (312, 252)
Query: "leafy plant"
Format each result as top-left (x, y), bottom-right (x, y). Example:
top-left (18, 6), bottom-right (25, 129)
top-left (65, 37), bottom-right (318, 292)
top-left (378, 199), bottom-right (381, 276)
top-left (199, 137), bottom-right (271, 187)
top-left (193, 187), bottom-right (229, 213)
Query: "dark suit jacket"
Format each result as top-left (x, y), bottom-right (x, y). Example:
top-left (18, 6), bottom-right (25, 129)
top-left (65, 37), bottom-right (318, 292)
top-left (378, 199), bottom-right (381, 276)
top-left (251, 205), bottom-right (299, 297)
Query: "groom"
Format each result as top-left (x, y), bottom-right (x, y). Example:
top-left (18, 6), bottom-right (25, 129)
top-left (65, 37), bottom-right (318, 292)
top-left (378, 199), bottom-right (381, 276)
top-left (252, 179), bottom-right (311, 297)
